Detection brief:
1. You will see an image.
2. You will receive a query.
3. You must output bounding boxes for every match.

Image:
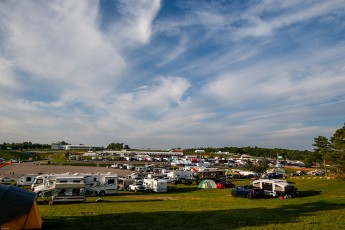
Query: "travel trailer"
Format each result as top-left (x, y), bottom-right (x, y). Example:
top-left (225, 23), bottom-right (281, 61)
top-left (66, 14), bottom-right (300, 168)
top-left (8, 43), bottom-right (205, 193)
top-left (31, 172), bottom-right (118, 196)
top-left (167, 171), bottom-right (195, 184)
top-left (143, 179), bottom-right (167, 192)
top-left (16, 174), bottom-right (38, 186)
top-left (251, 179), bottom-right (297, 197)
top-left (128, 179), bottom-right (168, 193)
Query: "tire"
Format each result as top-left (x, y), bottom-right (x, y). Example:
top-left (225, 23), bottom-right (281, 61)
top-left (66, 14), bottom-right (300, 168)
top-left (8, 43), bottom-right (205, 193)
top-left (231, 191), bottom-right (237, 197)
top-left (99, 191), bottom-right (105, 196)
top-left (247, 193), bottom-right (253, 199)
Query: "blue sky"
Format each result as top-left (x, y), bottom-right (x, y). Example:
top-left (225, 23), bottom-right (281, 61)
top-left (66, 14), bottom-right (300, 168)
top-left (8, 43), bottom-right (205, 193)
top-left (1, 0), bottom-right (345, 150)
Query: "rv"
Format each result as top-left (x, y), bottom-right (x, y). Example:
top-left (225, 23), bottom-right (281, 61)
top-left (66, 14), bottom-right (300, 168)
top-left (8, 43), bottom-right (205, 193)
top-left (167, 171), bottom-right (195, 185)
top-left (42, 183), bottom-right (87, 205)
top-left (143, 179), bottom-right (167, 192)
top-left (31, 172), bottom-right (118, 196)
top-left (84, 173), bottom-right (118, 195)
top-left (251, 179), bottom-right (297, 197)
top-left (128, 179), bottom-right (168, 193)
top-left (167, 171), bottom-right (194, 180)
top-left (32, 174), bottom-right (85, 195)
top-left (16, 174), bottom-right (38, 186)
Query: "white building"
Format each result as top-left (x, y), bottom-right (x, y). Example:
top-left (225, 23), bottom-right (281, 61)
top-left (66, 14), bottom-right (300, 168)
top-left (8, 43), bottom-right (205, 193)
top-left (64, 144), bottom-right (93, 151)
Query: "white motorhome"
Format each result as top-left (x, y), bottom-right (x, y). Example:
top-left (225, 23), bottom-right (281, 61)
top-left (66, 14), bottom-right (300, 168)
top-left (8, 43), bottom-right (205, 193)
top-left (16, 174), bottom-right (38, 186)
top-left (32, 174), bottom-right (85, 195)
top-left (83, 173), bottom-right (118, 195)
top-left (251, 179), bottom-right (297, 197)
top-left (31, 172), bottom-right (118, 196)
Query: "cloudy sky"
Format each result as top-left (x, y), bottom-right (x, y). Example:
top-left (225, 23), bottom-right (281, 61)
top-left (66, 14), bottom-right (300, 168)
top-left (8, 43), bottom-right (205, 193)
top-left (1, 0), bottom-right (345, 150)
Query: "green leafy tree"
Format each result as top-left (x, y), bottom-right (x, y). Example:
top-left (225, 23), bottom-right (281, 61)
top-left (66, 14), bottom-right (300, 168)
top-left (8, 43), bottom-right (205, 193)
top-left (107, 143), bottom-right (124, 150)
top-left (329, 123), bottom-right (345, 176)
top-left (312, 136), bottom-right (332, 166)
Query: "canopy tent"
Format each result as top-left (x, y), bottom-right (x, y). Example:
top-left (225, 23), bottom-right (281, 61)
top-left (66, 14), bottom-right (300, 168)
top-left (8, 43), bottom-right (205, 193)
top-left (0, 184), bottom-right (42, 229)
top-left (198, 179), bottom-right (217, 189)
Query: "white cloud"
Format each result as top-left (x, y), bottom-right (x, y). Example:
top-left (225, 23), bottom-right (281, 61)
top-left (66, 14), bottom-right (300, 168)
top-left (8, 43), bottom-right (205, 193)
top-left (0, 0), bottom-right (344, 150)
top-left (106, 0), bottom-right (161, 47)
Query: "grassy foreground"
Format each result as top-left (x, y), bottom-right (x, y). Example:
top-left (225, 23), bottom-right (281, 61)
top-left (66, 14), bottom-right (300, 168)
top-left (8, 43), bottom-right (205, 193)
top-left (38, 178), bottom-right (345, 230)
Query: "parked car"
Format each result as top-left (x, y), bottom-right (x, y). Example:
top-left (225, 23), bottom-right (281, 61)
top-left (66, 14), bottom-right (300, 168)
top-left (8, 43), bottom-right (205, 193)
top-left (231, 185), bottom-right (254, 197)
top-left (247, 189), bottom-right (272, 199)
top-left (217, 181), bottom-right (235, 189)
top-left (1, 177), bottom-right (15, 182)
top-left (231, 185), bottom-right (271, 199)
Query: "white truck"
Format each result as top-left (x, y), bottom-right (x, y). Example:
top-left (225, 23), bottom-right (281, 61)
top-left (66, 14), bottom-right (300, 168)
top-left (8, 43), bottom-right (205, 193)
top-left (16, 174), bottom-right (38, 186)
top-left (31, 172), bottom-right (118, 196)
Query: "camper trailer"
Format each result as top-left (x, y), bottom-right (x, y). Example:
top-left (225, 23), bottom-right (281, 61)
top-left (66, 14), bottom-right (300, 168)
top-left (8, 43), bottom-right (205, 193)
top-left (128, 179), bottom-right (168, 193)
top-left (251, 179), bottom-right (297, 197)
top-left (16, 174), bottom-right (38, 186)
top-left (143, 179), bottom-right (167, 192)
top-left (31, 172), bottom-right (118, 196)
top-left (167, 171), bottom-right (195, 184)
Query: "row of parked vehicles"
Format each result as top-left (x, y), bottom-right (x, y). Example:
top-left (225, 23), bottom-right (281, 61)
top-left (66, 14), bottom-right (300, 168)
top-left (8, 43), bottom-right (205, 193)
top-left (10, 166), bottom-right (299, 204)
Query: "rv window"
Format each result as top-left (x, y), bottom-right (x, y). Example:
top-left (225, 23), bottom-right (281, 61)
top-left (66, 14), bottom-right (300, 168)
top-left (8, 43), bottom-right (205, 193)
top-left (73, 180), bottom-right (81, 183)
top-left (60, 180), bottom-right (68, 183)
top-left (107, 179), bottom-right (115, 184)
top-left (27, 177), bottom-right (32, 182)
top-left (72, 189), bottom-right (80, 196)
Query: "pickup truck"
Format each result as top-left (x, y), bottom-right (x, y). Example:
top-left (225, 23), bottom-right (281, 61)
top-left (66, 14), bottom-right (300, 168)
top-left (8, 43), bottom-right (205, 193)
top-left (231, 185), bottom-right (254, 197)
top-left (128, 180), bottom-right (146, 192)
top-left (231, 185), bottom-right (270, 199)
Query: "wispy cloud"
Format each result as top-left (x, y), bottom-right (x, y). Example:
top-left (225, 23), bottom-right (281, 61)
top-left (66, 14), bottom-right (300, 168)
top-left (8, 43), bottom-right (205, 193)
top-left (0, 0), bottom-right (344, 150)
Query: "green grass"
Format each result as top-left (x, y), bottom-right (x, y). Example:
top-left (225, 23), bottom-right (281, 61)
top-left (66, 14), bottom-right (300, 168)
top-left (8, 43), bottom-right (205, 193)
top-left (37, 178), bottom-right (345, 230)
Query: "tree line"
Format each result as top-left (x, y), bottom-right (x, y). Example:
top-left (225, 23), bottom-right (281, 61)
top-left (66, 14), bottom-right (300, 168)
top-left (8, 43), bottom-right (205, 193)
top-left (0, 142), bottom-right (51, 150)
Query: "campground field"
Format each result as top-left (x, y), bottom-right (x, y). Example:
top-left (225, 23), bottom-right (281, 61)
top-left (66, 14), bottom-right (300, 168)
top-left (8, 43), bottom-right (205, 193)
top-left (1, 163), bottom-right (345, 229)
top-left (36, 177), bottom-right (345, 230)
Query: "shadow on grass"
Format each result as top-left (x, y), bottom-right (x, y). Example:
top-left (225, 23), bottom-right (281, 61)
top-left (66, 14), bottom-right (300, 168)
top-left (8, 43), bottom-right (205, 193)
top-left (42, 201), bottom-right (345, 230)
top-left (297, 190), bottom-right (322, 197)
top-left (89, 199), bottom-right (164, 203)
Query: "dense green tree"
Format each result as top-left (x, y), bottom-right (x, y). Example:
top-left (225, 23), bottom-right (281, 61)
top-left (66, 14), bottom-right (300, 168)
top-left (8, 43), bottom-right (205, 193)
top-left (329, 123), bottom-right (345, 176)
top-left (312, 136), bottom-right (331, 166)
top-left (107, 143), bottom-right (124, 150)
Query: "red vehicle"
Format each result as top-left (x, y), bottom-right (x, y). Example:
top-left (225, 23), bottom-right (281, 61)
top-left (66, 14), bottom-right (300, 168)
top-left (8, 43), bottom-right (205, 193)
top-left (216, 181), bottom-right (235, 189)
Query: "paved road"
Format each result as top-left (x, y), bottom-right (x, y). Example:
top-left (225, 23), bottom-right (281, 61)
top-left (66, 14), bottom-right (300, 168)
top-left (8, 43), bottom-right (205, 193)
top-left (0, 162), bottom-right (134, 179)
